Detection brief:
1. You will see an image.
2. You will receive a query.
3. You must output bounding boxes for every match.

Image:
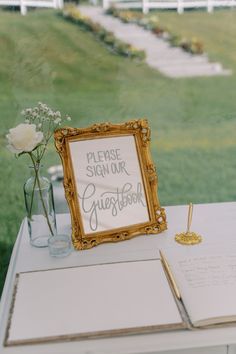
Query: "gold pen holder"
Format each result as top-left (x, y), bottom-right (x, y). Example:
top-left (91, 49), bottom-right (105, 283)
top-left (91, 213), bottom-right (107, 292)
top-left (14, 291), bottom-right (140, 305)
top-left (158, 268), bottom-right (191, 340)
top-left (175, 231), bottom-right (202, 245)
top-left (175, 203), bottom-right (202, 246)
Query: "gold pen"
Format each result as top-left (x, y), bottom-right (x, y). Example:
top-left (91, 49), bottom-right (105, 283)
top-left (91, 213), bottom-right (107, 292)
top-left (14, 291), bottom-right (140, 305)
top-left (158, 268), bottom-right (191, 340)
top-left (159, 250), bottom-right (181, 300)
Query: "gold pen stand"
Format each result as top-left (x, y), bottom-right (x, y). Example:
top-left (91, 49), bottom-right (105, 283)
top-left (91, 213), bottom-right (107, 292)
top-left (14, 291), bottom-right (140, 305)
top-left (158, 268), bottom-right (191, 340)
top-left (175, 231), bottom-right (202, 245)
top-left (175, 203), bottom-right (202, 245)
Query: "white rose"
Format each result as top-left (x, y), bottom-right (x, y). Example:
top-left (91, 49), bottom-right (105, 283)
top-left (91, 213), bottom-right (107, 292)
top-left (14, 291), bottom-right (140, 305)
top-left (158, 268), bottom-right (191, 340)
top-left (6, 123), bottom-right (44, 154)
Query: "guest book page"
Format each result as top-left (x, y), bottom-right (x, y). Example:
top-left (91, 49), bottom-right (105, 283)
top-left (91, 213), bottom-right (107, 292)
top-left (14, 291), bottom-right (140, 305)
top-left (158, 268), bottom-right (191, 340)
top-left (6, 259), bottom-right (184, 346)
top-left (165, 243), bottom-right (236, 326)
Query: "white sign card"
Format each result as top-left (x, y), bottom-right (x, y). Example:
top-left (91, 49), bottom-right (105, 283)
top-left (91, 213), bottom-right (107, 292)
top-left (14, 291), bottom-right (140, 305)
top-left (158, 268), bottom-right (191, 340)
top-left (69, 135), bottom-right (149, 234)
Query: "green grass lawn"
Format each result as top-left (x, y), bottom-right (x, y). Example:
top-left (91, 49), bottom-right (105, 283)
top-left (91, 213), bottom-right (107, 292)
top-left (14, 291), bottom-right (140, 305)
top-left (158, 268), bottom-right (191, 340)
top-left (0, 8), bottom-right (236, 294)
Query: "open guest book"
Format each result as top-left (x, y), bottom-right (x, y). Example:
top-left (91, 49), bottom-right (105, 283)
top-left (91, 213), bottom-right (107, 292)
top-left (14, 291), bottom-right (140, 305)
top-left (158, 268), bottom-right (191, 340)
top-left (5, 243), bottom-right (236, 346)
top-left (163, 243), bottom-right (236, 328)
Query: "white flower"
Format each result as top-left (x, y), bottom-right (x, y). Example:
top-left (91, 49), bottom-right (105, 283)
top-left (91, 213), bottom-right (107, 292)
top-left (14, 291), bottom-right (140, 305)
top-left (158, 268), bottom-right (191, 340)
top-left (67, 116), bottom-right (71, 121)
top-left (6, 123), bottom-right (44, 154)
top-left (54, 117), bottom-right (61, 124)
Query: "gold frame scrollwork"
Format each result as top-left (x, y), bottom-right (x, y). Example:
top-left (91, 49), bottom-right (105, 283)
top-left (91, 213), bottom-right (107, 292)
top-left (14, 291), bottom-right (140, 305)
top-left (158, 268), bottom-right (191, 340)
top-left (54, 119), bottom-right (167, 250)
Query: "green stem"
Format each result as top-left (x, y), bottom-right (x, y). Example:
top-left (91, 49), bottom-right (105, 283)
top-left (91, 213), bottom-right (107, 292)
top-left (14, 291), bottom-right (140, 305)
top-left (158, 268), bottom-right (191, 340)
top-left (29, 153), bottom-right (54, 236)
top-left (28, 169), bottom-right (37, 221)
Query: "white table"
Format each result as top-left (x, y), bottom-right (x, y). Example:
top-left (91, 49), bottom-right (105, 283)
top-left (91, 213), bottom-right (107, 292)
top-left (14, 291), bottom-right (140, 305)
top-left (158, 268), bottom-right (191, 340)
top-left (1, 202), bottom-right (236, 354)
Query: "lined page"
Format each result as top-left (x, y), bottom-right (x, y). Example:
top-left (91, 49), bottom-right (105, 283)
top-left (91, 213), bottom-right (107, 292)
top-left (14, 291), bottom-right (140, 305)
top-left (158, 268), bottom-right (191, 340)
top-left (7, 259), bottom-right (183, 345)
top-left (165, 244), bottom-right (236, 326)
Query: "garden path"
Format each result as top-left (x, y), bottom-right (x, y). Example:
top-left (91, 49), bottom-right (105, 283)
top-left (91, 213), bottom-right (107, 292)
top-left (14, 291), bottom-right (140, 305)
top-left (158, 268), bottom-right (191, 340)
top-left (79, 6), bottom-right (231, 78)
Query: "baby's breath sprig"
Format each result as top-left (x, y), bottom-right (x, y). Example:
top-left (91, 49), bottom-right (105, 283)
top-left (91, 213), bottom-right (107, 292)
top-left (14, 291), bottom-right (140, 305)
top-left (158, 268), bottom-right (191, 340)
top-left (21, 102), bottom-right (71, 163)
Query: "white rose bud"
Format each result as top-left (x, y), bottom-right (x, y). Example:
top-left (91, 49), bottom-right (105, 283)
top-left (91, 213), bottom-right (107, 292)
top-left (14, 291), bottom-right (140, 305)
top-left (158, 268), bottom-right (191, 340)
top-left (6, 123), bottom-right (44, 154)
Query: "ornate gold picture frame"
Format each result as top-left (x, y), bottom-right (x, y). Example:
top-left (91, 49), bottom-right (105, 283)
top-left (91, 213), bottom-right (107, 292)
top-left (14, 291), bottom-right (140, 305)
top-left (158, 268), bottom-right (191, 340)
top-left (54, 119), bottom-right (167, 250)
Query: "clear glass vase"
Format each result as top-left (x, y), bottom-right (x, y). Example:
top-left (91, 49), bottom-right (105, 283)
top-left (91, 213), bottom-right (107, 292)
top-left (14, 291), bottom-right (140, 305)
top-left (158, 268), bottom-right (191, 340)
top-left (24, 165), bottom-right (57, 247)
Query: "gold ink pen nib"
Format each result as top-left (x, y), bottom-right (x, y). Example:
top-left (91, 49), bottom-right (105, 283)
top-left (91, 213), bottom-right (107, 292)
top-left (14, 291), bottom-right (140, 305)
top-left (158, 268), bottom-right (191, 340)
top-left (175, 203), bottom-right (202, 245)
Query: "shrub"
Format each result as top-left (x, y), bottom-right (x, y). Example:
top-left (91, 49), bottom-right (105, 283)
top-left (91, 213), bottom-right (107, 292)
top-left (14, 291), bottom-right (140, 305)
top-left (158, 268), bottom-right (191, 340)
top-left (103, 32), bottom-right (116, 46)
top-left (169, 33), bottom-right (181, 47)
top-left (152, 25), bottom-right (165, 36)
top-left (190, 38), bottom-right (204, 55)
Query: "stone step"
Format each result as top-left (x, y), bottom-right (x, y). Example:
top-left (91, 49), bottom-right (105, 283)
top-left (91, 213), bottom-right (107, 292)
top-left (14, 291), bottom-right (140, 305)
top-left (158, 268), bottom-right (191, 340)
top-left (150, 61), bottom-right (222, 70)
top-left (146, 53), bottom-right (208, 62)
top-left (160, 66), bottom-right (232, 78)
